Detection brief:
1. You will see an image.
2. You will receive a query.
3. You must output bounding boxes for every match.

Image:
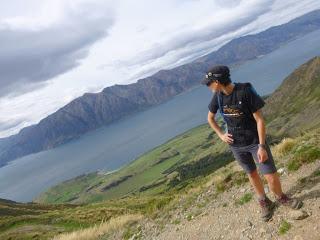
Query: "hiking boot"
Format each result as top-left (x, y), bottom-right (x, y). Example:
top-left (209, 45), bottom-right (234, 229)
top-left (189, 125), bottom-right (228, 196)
top-left (277, 193), bottom-right (303, 209)
top-left (259, 197), bottom-right (275, 222)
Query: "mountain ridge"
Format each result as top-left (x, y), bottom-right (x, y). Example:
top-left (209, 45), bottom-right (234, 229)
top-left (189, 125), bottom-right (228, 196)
top-left (263, 56), bottom-right (320, 137)
top-left (1, 9), bottom-right (320, 166)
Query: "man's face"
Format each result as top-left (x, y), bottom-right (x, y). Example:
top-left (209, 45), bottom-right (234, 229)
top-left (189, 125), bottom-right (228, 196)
top-left (207, 80), bottom-right (220, 92)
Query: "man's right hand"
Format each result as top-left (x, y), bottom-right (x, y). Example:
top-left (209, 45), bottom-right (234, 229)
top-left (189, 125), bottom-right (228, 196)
top-left (219, 133), bottom-right (234, 144)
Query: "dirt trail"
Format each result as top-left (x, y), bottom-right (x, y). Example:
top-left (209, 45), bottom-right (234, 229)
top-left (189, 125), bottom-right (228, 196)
top-left (137, 160), bottom-right (320, 240)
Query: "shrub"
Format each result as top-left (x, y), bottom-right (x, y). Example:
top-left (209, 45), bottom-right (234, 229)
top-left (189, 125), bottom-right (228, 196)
top-left (215, 182), bottom-right (226, 193)
top-left (279, 220), bottom-right (291, 235)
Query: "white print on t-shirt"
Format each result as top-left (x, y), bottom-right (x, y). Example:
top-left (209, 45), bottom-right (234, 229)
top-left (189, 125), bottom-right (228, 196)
top-left (222, 105), bottom-right (244, 118)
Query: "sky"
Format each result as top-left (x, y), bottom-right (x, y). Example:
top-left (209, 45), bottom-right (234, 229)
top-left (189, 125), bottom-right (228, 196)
top-left (0, 0), bottom-right (320, 138)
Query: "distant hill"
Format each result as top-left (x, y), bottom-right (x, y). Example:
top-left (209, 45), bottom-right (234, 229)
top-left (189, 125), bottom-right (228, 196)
top-left (1, 10), bottom-right (320, 166)
top-left (263, 56), bottom-right (320, 137)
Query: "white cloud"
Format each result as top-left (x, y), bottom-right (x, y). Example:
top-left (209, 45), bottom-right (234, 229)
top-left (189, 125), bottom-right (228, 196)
top-left (0, 0), bottom-right (320, 138)
top-left (0, 0), bottom-right (115, 98)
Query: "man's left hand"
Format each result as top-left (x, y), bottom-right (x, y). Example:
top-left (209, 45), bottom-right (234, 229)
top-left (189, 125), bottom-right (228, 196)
top-left (257, 147), bottom-right (268, 163)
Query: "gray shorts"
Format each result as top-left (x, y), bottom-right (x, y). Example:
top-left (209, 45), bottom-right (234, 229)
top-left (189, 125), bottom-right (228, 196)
top-left (229, 143), bottom-right (277, 175)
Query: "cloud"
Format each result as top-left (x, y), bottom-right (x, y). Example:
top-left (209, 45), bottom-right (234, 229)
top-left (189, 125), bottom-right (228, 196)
top-left (1, 0), bottom-right (320, 138)
top-left (0, 1), bottom-right (115, 98)
top-left (0, 118), bottom-right (26, 132)
top-left (112, 0), bottom-right (273, 69)
top-left (124, 0), bottom-right (320, 82)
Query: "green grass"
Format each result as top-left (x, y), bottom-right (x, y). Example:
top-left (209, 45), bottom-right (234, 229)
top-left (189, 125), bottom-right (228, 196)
top-left (122, 224), bottom-right (142, 240)
top-left (0, 194), bottom-right (177, 239)
top-left (215, 182), bottom-right (226, 193)
top-left (314, 169), bottom-right (320, 176)
top-left (186, 213), bottom-right (193, 221)
top-left (4, 119), bottom-right (319, 239)
top-left (279, 220), bottom-right (291, 235)
top-left (172, 219), bottom-right (181, 224)
top-left (286, 130), bottom-right (320, 171)
top-left (235, 193), bottom-right (253, 206)
top-left (36, 123), bottom-right (230, 204)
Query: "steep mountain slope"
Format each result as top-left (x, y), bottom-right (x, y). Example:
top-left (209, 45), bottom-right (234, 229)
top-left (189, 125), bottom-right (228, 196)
top-left (1, 10), bottom-right (320, 166)
top-left (263, 56), bottom-right (320, 137)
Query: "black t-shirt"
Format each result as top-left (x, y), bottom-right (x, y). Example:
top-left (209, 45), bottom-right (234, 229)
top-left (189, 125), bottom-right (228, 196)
top-left (208, 82), bottom-right (265, 146)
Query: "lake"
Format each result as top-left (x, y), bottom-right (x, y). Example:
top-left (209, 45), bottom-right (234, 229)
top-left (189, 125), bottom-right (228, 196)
top-left (1, 29), bottom-right (320, 202)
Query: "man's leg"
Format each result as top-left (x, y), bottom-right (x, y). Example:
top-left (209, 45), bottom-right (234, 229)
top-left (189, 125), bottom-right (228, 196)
top-left (247, 167), bottom-right (275, 221)
top-left (252, 143), bottom-right (303, 209)
top-left (229, 145), bottom-right (275, 221)
top-left (248, 169), bottom-right (266, 199)
top-left (230, 146), bottom-right (267, 198)
top-left (264, 172), bottom-right (283, 198)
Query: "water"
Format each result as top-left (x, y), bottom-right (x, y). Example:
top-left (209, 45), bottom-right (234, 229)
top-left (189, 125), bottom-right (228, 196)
top-left (1, 29), bottom-right (320, 202)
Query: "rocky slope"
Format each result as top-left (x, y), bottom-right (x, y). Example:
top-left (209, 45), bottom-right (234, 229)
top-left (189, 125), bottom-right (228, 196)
top-left (129, 159), bottom-right (320, 240)
top-left (1, 10), bottom-right (320, 166)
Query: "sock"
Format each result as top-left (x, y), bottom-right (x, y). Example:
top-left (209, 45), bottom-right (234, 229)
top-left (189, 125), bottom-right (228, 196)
top-left (257, 194), bottom-right (267, 201)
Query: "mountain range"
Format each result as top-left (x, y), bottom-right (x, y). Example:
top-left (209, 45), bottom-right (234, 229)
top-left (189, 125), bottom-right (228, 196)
top-left (0, 10), bottom-right (320, 166)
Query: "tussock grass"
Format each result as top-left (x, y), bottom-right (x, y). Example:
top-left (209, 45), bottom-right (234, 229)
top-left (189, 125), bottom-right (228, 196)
top-left (52, 213), bottom-right (144, 240)
top-left (235, 193), bottom-right (253, 206)
top-left (209, 165), bottom-right (248, 194)
top-left (287, 145), bottom-right (320, 171)
top-left (270, 129), bottom-right (320, 172)
top-left (278, 220), bottom-right (291, 235)
top-left (272, 138), bottom-right (297, 158)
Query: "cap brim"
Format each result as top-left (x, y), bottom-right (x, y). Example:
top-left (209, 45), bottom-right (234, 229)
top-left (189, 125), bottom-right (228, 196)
top-left (200, 77), bottom-right (211, 85)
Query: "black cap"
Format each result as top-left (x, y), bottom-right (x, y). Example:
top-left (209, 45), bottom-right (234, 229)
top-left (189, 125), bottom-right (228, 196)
top-left (201, 65), bottom-right (231, 86)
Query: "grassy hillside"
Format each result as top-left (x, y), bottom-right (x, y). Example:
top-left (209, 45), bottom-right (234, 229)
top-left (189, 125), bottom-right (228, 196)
top-left (1, 128), bottom-right (319, 239)
top-left (1, 56), bottom-right (320, 239)
top-left (34, 119), bottom-right (231, 204)
top-left (263, 56), bottom-right (320, 138)
top-left (0, 195), bottom-right (173, 239)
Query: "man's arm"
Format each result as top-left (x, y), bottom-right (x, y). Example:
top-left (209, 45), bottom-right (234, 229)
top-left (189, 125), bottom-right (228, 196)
top-left (207, 111), bottom-right (233, 144)
top-left (253, 109), bottom-right (268, 163)
top-left (252, 109), bottom-right (266, 145)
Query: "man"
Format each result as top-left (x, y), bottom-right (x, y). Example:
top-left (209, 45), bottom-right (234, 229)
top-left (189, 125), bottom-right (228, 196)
top-left (201, 65), bottom-right (302, 221)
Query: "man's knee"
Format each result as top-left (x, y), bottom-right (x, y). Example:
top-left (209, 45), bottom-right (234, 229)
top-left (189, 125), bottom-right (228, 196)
top-left (248, 169), bottom-right (259, 179)
top-left (264, 172), bottom-right (278, 184)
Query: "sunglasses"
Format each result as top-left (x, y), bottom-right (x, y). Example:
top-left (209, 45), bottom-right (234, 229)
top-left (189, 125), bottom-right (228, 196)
top-left (205, 72), bottom-right (223, 86)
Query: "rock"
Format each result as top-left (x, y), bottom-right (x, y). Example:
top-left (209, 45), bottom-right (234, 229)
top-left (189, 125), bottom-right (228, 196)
top-left (277, 168), bottom-right (286, 175)
top-left (293, 236), bottom-right (304, 240)
top-left (241, 226), bottom-right (251, 233)
top-left (247, 220), bottom-right (253, 227)
top-left (259, 227), bottom-right (267, 236)
top-left (288, 210), bottom-right (309, 220)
